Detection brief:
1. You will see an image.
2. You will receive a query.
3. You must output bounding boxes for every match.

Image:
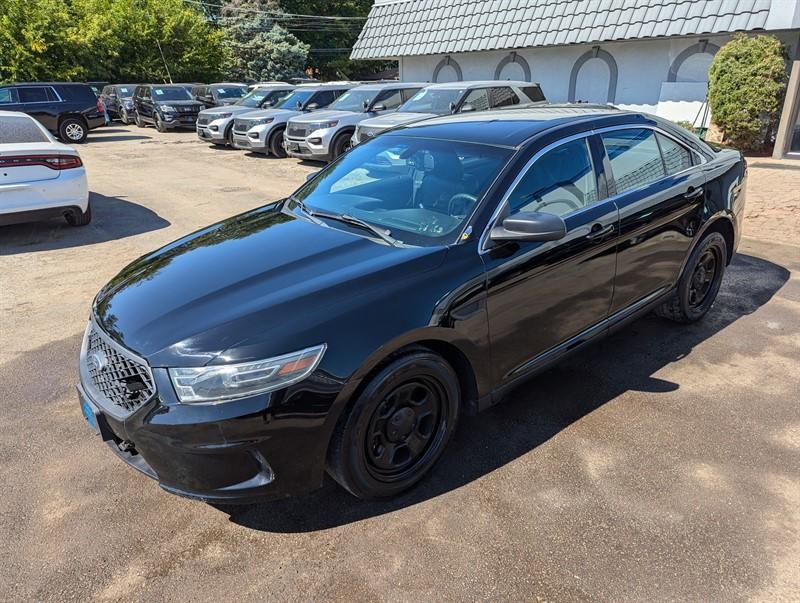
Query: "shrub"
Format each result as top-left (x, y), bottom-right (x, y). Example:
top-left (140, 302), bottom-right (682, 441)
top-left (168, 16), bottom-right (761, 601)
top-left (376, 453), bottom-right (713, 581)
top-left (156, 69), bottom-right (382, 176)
top-left (708, 34), bottom-right (789, 151)
top-left (674, 120), bottom-right (696, 133)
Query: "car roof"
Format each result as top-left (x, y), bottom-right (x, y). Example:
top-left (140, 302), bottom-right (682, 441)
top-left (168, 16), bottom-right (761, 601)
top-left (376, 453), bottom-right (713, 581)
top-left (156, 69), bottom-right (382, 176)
top-left (348, 82), bottom-right (428, 91)
top-left (294, 82), bottom-right (357, 90)
top-left (2, 82), bottom-right (91, 87)
top-left (421, 80), bottom-right (540, 91)
top-left (386, 105), bottom-right (627, 147)
top-left (207, 83), bottom-right (248, 87)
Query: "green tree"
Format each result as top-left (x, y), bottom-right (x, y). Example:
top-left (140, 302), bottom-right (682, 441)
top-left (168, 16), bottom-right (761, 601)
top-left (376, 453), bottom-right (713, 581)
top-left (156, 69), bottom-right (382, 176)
top-left (219, 0), bottom-right (309, 81)
top-left (708, 33), bottom-right (789, 151)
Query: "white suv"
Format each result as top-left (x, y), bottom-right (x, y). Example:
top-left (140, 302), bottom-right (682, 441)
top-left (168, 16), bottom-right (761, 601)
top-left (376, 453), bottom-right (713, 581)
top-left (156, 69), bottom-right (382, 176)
top-left (0, 110), bottom-right (90, 227)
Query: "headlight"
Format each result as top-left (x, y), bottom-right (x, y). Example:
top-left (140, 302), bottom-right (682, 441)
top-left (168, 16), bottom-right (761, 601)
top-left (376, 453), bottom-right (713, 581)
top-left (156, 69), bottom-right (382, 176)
top-left (159, 105), bottom-right (176, 112)
top-left (255, 117), bottom-right (274, 125)
top-left (168, 344), bottom-right (326, 403)
top-left (216, 112), bottom-right (233, 119)
top-left (308, 120), bottom-right (338, 130)
top-left (123, 100), bottom-right (134, 108)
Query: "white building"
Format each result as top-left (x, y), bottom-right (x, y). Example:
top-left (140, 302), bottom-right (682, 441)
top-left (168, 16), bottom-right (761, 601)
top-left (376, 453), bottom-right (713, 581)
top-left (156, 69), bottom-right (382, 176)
top-left (352, 0), bottom-right (800, 156)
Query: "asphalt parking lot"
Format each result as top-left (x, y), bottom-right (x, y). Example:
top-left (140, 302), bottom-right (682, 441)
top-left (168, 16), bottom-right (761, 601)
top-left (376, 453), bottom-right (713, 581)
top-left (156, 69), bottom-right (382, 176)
top-left (1, 125), bottom-right (799, 601)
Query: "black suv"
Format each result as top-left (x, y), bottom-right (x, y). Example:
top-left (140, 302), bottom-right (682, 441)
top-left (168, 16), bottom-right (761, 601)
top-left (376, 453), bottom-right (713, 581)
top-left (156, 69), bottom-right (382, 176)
top-left (99, 84), bottom-right (138, 124)
top-left (0, 82), bottom-right (105, 143)
top-left (132, 84), bottom-right (204, 132)
top-left (191, 83), bottom-right (249, 108)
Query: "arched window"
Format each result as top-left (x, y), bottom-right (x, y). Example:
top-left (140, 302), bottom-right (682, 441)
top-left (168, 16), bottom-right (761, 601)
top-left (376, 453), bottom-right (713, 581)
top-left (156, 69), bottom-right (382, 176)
top-left (568, 47), bottom-right (618, 104)
top-left (433, 56), bottom-right (463, 83)
top-left (667, 41), bottom-right (721, 83)
top-left (494, 52), bottom-right (531, 81)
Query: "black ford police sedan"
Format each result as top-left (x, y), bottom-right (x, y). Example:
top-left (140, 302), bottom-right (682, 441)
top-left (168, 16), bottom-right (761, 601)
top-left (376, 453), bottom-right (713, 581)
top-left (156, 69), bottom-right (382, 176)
top-left (77, 106), bottom-right (746, 502)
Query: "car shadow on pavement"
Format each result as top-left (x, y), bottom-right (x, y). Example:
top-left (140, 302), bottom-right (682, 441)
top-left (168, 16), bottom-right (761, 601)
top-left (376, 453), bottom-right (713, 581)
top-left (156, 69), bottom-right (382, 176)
top-left (0, 192), bottom-right (170, 255)
top-left (222, 252), bottom-right (790, 533)
top-left (86, 134), bottom-right (152, 143)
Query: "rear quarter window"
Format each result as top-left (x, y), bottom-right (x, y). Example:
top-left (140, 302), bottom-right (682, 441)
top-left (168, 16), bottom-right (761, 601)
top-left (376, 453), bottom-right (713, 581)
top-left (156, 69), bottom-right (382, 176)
top-left (0, 115), bottom-right (50, 143)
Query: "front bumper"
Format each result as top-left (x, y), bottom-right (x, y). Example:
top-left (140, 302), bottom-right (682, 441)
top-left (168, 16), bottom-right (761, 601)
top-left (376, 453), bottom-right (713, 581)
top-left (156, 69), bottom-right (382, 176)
top-left (76, 366), bottom-right (339, 503)
top-left (160, 112), bottom-right (198, 129)
top-left (231, 124), bottom-right (271, 153)
top-left (284, 127), bottom-right (335, 161)
top-left (197, 116), bottom-right (233, 144)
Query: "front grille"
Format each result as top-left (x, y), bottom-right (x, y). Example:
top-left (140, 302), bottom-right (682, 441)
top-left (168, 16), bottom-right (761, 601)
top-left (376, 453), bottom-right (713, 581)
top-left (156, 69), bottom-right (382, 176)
top-left (233, 119), bottom-right (253, 133)
top-left (82, 321), bottom-right (155, 416)
top-left (176, 106), bottom-right (197, 115)
top-left (356, 127), bottom-right (381, 143)
top-left (286, 125), bottom-right (307, 138)
top-left (197, 116), bottom-right (210, 126)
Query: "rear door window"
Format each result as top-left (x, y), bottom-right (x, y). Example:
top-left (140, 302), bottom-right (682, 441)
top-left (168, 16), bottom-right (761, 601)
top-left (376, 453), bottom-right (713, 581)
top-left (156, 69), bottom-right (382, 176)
top-left (0, 88), bottom-right (18, 104)
top-left (522, 86), bottom-right (546, 102)
top-left (601, 128), bottom-right (666, 195)
top-left (18, 87), bottom-right (49, 103)
top-left (489, 87), bottom-right (519, 108)
top-left (656, 132), bottom-right (694, 174)
top-left (461, 88), bottom-right (490, 112)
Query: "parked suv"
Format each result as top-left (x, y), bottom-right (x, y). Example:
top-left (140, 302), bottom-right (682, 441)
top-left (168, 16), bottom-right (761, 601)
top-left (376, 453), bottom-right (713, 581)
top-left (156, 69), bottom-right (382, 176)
top-left (76, 107), bottom-right (747, 503)
top-left (192, 83), bottom-right (249, 108)
top-left (132, 84), bottom-right (204, 132)
top-left (0, 82), bottom-right (105, 143)
top-left (230, 82), bottom-right (355, 157)
top-left (284, 82), bottom-right (426, 161)
top-left (197, 84), bottom-right (295, 146)
top-left (352, 80), bottom-right (545, 146)
top-left (99, 84), bottom-right (138, 124)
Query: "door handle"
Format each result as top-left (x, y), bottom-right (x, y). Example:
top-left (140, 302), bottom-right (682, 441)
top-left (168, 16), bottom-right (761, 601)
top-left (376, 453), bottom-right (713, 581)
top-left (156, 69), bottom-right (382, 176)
top-left (586, 223), bottom-right (614, 241)
top-left (684, 186), bottom-right (704, 200)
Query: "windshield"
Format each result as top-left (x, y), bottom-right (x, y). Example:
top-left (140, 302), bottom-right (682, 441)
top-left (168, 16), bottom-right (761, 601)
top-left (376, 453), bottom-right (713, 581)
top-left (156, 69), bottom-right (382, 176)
top-left (116, 86), bottom-right (133, 97)
top-left (292, 135), bottom-right (512, 246)
top-left (400, 88), bottom-right (464, 114)
top-left (236, 88), bottom-right (293, 108)
top-left (152, 87), bottom-right (192, 101)
top-left (274, 89), bottom-right (315, 109)
top-left (214, 86), bottom-right (246, 99)
top-left (328, 89), bottom-right (378, 112)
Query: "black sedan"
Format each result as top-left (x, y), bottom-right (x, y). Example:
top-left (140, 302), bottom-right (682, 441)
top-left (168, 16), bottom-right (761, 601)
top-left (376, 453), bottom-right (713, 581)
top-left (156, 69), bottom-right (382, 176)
top-left (76, 107), bottom-right (747, 502)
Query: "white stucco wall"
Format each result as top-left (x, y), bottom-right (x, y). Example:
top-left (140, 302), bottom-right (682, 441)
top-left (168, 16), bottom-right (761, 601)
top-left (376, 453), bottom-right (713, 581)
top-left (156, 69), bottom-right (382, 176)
top-left (398, 31), bottom-right (799, 125)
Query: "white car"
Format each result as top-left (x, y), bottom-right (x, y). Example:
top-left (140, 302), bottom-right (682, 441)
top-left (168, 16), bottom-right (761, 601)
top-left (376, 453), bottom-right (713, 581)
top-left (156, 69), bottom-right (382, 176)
top-left (0, 110), bottom-right (90, 227)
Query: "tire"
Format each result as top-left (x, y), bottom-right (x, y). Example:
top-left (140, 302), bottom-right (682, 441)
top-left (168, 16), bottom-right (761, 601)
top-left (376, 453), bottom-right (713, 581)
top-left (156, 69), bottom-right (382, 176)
top-left (268, 127), bottom-right (286, 158)
top-left (327, 350), bottom-right (460, 499)
top-left (65, 203), bottom-right (91, 227)
top-left (134, 111), bottom-right (145, 128)
top-left (330, 132), bottom-right (353, 160)
top-left (58, 117), bottom-right (88, 143)
top-left (225, 124), bottom-right (235, 147)
top-left (154, 112), bottom-right (167, 133)
top-left (655, 232), bottom-right (727, 323)
top-left (120, 108), bottom-right (130, 125)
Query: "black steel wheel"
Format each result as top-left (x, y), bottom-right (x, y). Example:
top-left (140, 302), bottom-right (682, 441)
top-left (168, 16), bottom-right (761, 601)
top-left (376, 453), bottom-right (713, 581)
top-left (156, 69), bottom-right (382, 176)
top-left (154, 112), bottom-right (167, 133)
top-left (268, 127), bottom-right (286, 157)
top-left (656, 231), bottom-right (727, 323)
top-left (328, 350), bottom-right (460, 499)
top-left (330, 132), bottom-right (352, 160)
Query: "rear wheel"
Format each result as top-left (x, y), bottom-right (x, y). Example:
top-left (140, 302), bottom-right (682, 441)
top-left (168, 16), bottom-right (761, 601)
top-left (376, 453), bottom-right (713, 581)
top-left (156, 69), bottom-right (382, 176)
top-left (330, 132), bottom-right (352, 160)
top-left (655, 232), bottom-right (727, 323)
top-left (65, 203), bottom-right (91, 227)
top-left (268, 127), bottom-right (286, 157)
top-left (327, 351), bottom-right (460, 499)
top-left (59, 117), bottom-right (87, 143)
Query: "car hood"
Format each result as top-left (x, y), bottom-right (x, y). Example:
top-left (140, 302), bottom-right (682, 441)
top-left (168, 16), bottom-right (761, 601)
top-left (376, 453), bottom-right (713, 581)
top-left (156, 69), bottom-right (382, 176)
top-left (235, 108), bottom-right (300, 120)
top-left (94, 205), bottom-right (447, 366)
top-left (290, 110), bottom-right (361, 124)
top-left (158, 100), bottom-right (203, 109)
top-left (360, 112), bottom-right (438, 130)
top-left (200, 105), bottom-right (259, 117)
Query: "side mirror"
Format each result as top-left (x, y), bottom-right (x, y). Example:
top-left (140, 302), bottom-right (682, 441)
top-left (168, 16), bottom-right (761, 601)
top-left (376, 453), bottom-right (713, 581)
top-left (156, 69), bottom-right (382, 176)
top-left (449, 101), bottom-right (456, 113)
top-left (362, 100), bottom-right (369, 110)
top-left (459, 103), bottom-right (475, 113)
top-left (305, 171), bottom-right (318, 182)
top-left (371, 103), bottom-right (386, 112)
top-left (490, 211), bottom-right (567, 243)
top-left (306, 102), bottom-right (318, 110)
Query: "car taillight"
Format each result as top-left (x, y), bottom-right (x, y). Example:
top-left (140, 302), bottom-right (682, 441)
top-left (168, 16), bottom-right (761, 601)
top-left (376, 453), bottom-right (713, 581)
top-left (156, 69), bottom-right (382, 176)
top-left (97, 98), bottom-right (104, 113)
top-left (0, 154), bottom-right (83, 170)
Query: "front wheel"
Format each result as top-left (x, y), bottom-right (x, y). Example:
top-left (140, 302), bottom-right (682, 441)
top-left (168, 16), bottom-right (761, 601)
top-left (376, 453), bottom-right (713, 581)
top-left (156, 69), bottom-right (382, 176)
top-left (327, 351), bottom-right (460, 499)
top-left (134, 111), bottom-right (145, 128)
top-left (154, 113), bottom-right (167, 133)
top-left (120, 108), bottom-right (130, 124)
top-left (59, 118), bottom-right (87, 143)
top-left (268, 127), bottom-right (286, 157)
top-left (656, 232), bottom-right (727, 323)
top-left (330, 132), bottom-right (352, 160)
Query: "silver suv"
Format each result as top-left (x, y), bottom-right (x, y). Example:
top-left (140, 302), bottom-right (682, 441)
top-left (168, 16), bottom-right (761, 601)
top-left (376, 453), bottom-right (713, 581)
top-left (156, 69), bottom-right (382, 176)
top-left (284, 82), bottom-right (426, 162)
top-left (230, 83), bottom-right (355, 157)
top-left (196, 84), bottom-right (294, 146)
top-left (352, 81), bottom-right (546, 147)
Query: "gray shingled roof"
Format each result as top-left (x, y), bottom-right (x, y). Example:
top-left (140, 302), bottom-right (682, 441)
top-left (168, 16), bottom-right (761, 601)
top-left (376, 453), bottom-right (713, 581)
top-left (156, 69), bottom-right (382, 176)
top-left (351, 0), bottom-right (796, 60)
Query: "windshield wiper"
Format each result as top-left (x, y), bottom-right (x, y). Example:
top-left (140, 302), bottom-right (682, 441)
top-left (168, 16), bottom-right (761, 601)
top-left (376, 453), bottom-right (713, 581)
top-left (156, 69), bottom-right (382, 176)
top-left (287, 196), bottom-right (325, 227)
top-left (318, 212), bottom-right (401, 247)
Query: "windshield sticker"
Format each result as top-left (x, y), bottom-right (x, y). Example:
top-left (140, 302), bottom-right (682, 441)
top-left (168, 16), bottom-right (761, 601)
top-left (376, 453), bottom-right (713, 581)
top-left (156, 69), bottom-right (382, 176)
top-left (155, 89), bottom-right (164, 95)
top-left (217, 88), bottom-right (226, 94)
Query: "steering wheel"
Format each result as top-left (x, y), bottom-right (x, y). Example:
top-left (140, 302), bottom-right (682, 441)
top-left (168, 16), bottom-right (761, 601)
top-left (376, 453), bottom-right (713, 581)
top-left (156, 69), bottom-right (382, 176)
top-left (447, 193), bottom-right (478, 217)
